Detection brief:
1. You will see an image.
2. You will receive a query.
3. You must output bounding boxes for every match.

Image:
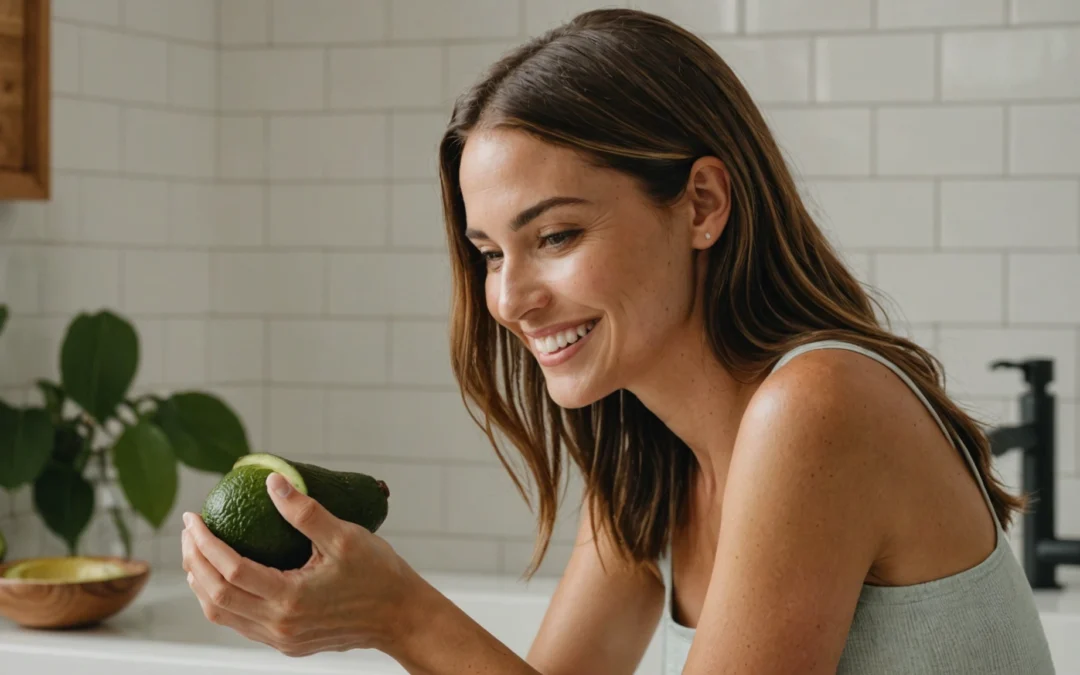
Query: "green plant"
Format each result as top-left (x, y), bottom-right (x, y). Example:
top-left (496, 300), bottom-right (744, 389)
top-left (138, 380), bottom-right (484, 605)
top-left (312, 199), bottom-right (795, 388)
top-left (0, 304), bottom-right (250, 559)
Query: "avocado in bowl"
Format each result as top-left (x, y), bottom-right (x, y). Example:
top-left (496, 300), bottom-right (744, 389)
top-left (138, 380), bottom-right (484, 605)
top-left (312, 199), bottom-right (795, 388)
top-left (0, 555), bottom-right (150, 628)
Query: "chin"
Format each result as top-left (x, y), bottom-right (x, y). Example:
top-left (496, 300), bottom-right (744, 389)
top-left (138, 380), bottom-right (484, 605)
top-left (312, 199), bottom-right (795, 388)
top-left (544, 377), bottom-right (611, 410)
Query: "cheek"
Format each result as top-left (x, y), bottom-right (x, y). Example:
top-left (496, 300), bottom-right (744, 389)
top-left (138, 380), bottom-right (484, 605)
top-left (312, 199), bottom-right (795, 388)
top-left (484, 275), bottom-right (505, 325)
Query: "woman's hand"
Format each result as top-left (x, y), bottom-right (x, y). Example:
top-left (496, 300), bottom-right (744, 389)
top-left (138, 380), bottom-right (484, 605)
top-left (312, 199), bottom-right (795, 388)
top-left (180, 472), bottom-right (416, 658)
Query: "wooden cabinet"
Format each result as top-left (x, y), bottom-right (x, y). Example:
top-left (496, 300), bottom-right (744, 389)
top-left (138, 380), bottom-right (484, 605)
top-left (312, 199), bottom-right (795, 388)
top-left (0, 0), bottom-right (47, 200)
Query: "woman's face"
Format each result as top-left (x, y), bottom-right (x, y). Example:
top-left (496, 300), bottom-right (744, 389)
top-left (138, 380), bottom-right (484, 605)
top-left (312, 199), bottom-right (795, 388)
top-left (458, 128), bottom-right (719, 409)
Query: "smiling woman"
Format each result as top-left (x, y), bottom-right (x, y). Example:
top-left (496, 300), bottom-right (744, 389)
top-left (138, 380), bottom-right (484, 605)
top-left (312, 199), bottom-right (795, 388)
top-left (179, 7), bottom-right (1055, 675)
top-left (431, 7), bottom-right (1056, 675)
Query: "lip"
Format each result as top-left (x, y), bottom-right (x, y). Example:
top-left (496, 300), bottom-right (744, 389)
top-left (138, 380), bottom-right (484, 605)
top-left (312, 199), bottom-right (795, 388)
top-left (532, 319), bottom-right (598, 367)
top-left (523, 318), bottom-right (599, 339)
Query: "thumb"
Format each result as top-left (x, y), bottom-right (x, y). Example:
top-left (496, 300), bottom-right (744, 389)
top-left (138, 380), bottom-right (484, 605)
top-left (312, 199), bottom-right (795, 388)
top-left (266, 472), bottom-right (339, 547)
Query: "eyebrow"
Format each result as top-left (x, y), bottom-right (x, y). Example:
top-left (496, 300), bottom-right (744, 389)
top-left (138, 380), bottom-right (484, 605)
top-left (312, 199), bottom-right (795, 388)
top-left (464, 196), bottom-right (590, 241)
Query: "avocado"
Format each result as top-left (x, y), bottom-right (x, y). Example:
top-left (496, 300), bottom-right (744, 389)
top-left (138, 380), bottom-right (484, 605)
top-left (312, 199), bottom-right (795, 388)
top-left (200, 453), bottom-right (390, 571)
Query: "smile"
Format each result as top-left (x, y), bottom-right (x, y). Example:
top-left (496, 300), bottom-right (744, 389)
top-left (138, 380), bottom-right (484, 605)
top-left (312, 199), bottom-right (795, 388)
top-left (531, 320), bottom-right (597, 355)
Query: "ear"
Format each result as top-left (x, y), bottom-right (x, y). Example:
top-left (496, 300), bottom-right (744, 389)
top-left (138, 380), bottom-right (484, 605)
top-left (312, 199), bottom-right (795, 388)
top-left (684, 156), bottom-right (731, 250)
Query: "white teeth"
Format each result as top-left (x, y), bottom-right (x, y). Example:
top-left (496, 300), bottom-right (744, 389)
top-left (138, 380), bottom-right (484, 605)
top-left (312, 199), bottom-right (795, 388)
top-left (533, 321), bottom-right (596, 355)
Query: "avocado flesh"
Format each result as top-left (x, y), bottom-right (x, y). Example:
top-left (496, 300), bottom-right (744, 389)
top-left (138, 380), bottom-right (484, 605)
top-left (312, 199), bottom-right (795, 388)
top-left (201, 454), bottom-right (390, 571)
top-left (2, 557), bottom-right (129, 582)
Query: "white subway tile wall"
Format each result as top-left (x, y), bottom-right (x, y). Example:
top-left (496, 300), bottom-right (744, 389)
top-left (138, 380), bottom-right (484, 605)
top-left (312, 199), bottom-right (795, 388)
top-left (0, 0), bottom-right (1077, 577)
top-left (0, 3), bottom-right (223, 569)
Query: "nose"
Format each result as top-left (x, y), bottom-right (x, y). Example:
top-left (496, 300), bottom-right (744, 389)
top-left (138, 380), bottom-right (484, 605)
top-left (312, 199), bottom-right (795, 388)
top-left (494, 257), bottom-right (550, 323)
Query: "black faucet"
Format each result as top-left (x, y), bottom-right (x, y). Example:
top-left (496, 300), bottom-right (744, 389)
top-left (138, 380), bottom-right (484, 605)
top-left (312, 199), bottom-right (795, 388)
top-left (987, 358), bottom-right (1080, 590)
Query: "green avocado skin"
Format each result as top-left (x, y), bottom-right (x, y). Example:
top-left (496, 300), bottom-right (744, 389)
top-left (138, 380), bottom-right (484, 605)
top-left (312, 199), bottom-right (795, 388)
top-left (201, 461), bottom-right (389, 571)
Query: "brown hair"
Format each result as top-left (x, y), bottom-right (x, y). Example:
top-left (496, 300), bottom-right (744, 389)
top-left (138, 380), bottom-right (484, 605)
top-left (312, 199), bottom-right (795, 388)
top-left (437, 8), bottom-right (1022, 577)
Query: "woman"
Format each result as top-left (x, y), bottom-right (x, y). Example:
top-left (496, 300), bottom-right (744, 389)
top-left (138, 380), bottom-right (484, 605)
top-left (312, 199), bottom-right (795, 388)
top-left (180, 9), bottom-right (1055, 674)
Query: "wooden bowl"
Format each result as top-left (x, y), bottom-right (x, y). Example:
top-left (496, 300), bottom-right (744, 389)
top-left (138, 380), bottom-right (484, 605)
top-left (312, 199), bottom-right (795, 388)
top-left (0, 556), bottom-right (150, 629)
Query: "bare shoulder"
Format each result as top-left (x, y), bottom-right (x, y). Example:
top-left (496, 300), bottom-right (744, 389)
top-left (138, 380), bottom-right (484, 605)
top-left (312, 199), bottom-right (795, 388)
top-left (722, 346), bottom-right (933, 556)
top-left (685, 347), bottom-right (927, 671)
top-left (735, 346), bottom-right (919, 474)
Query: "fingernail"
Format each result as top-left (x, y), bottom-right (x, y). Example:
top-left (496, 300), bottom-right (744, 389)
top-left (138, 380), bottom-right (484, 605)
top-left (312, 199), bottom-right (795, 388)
top-left (268, 473), bottom-right (291, 497)
top-left (182, 512), bottom-right (193, 527)
top-left (187, 573), bottom-right (194, 585)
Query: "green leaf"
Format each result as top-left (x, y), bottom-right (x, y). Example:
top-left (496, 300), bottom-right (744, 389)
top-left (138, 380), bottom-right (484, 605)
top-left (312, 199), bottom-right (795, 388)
top-left (154, 393), bottom-right (249, 474)
top-left (51, 422), bottom-right (88, 469)
top-left (0, 403), bottom-right (54, 489)
top-left (33, 465), bottom-right (94, 555)
top-left (0, 304), bottom-right (8, 339)
top-left (60, 311), bottom-right (139, 423)
top-left (35, 379), bottom-right (66, 422)
top-left (113, 421), bottom-right (177, 529)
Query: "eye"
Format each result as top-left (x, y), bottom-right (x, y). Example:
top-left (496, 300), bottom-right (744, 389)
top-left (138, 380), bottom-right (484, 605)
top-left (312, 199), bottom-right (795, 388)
top-left (480, 249), bottom-right (503, 267)
top-left (541, 229), bottom-right (581, 248)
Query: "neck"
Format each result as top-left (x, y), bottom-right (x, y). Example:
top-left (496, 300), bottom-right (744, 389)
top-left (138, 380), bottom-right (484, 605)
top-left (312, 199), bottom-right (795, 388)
top-left (627, 322), bottom-right (763, 480)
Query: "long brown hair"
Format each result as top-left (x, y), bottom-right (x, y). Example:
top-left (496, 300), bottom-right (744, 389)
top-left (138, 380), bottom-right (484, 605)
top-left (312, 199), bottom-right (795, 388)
top-left (437, 8), bottom-right (1022, 578)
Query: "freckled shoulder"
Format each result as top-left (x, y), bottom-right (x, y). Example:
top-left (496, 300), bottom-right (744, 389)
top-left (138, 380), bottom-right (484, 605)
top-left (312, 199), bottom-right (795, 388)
top-left (732, 347), bottom-right (921, 488)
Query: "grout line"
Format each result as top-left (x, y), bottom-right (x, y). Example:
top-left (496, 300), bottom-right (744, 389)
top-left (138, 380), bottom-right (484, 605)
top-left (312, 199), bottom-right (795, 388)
top-left (1002, 253), bottom-right (1010, 326)
top-left (870, 0), bottom-right (878, 29)
top-left (868, 107), bottom-right (877, 175)
top-left (518, 0), bottom-right (527, 38)
top-left (117, 250), bottom-right (127, 313)
top-left (262, 113), bottom-right (272, 244)
top-left (385, 319), bottom-right (394, 382)
top-left (807, 37), bottom-right (816, 102)
top-left (322, 251), bottom-right (331, 315)
top-left (738, 0), bottom-right (747, 34)
top-left (933, 32), bottom-right (942, 102)
top-left (56, 17), bottom-right (219, 47)
top-left (60, 91), bottom-right (1080, 115)
top-left (933, 179), bottom-right (942, 249)
top-left (261, 317), bottom-right (272, 451)
top-left (214, 0), bottom-right (222, 46)
top-left (323, 47), bottom-right (332, 109)
top-left (49, 167), bottom-right (1080, 185)
top-left (267, 0), bottom-right (275, 45)
top-left (385, 172), bottom-right (396, 245)
top-left (10, 238), bottom-right (1080, 256)
top-left (384, 0), bottom-right (394, 39)
top-left (1003, 105), bottom-right (1011, 175)
top-left (193, 19), bottom-right (1080, 47)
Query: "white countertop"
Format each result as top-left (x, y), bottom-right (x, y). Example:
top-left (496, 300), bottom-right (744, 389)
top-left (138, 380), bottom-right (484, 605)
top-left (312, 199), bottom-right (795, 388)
top-left (0, 570), bottom-right (562, 675)
top-left (2, 570), bottom-right (1080, 674)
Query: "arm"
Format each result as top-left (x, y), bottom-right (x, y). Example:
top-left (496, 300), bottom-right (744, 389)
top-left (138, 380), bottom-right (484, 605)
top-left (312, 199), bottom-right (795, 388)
top-left (385, 570), bottom-right (541, 675)
top-left (526, 498), bottom-right (665, 674)
top-left (386, 499), bottom-right (665, 675)
top-left (683, 355), bottom-right (890, 674)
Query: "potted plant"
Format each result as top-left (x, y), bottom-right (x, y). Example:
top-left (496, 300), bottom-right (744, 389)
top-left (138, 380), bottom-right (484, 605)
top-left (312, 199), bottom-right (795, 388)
top-left (0, 303), bottom-right (250, 561)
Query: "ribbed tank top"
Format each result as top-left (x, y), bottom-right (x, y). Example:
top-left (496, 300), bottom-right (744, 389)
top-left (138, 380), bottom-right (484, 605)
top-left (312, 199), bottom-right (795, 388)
top-left (658, 340), bottom-right (1055, 674)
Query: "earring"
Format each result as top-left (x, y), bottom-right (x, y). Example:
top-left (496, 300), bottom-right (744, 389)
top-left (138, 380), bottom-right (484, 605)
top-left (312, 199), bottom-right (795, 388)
top-left (704, 232), bottom-right (711, 240)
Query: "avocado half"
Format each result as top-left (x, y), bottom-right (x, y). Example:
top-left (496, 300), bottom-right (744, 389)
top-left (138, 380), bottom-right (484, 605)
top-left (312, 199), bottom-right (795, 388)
top-left (201, 453), bottom-right (390, 571)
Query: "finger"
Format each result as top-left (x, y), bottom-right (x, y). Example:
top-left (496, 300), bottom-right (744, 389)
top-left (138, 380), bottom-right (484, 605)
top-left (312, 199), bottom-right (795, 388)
top-left (187, 572), bottom-right (275, 646)
top-left (186, 527), bottom-right (268, 621)
top-left (188, 571), bottom-right (350, 658)
top-left (266, 473), bottom-right (342, 554)
top-left (183, 512), bottom-right (284, 599)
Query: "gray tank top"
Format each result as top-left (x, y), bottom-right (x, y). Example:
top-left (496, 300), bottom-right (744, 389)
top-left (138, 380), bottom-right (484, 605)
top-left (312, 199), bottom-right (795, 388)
top-left (658, 339), bottom-right (1055, 674)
